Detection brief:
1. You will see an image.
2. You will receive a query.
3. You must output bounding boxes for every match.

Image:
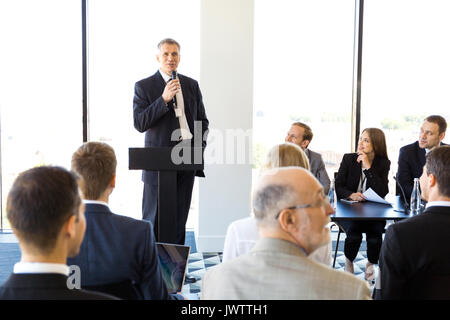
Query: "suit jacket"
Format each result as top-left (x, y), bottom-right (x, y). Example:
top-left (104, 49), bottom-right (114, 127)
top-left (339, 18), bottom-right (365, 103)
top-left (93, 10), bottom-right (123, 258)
top-left (397, 141), bottom-right (447, 201)
top-left (133, 71), bottom-right (209, 183)
top-left (67, 203), bottom-right (175, 300)
top-left (378, 205), bottom-right (450, 299)
top-left (305, 148), bottom-right (331, 194)
top-left (335, 153), bottom-right (390, 200)
top-left (0, 273), bottom-right (117, 300)
top-left (202, 238), bottom-right (371, 300)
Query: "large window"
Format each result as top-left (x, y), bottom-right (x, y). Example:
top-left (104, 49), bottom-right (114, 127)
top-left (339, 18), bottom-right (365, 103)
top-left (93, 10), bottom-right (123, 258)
top-left (361, 0), bottom-right (450, 195)
top-left (253, 0), bottom-right (355, 182)
top-left (87, 0), bottom-right (200, 221)
top-left (0, 0), bottom-right (82, 229)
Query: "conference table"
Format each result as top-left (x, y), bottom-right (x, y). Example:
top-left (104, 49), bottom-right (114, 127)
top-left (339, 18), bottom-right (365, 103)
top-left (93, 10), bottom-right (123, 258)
top-left (330, 196), bottom-right (413, 268)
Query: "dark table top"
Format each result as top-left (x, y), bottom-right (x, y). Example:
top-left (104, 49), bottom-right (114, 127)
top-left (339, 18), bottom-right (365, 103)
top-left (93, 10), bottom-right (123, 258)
top-left (331, 196), bottom-right (413, 221)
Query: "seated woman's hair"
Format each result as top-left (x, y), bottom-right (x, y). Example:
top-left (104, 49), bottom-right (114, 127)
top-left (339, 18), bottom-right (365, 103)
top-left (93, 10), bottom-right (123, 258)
top-left (362, 128), bottom-right (388, 159)
top-left (262, 143), bottom-right (310, 171)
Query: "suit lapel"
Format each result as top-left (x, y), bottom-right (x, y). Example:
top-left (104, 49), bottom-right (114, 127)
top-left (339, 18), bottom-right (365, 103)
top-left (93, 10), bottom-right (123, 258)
top-left (416, 142), bottom-right (426, 168)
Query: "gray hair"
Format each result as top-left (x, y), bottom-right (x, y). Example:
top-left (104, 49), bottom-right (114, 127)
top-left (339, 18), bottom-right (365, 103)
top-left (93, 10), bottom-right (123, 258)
top-left (253, 184), bottom-right (298, 225)
top-left (157, 38), bottom-right (180, 51)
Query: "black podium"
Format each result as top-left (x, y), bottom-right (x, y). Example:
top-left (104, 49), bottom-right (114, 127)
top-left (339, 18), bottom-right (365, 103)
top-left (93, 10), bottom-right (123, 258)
top-left (129, 146), bottom-right (204, 243)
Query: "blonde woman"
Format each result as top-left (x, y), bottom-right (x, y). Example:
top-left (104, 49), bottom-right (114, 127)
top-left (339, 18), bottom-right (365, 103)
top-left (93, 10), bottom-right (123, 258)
top-left (222, 143), bottom-right (332, 266)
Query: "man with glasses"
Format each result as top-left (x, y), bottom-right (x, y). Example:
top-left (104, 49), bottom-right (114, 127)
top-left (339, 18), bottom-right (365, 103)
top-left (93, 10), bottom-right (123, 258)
top-left (201, 167), bottom-right (371, 300)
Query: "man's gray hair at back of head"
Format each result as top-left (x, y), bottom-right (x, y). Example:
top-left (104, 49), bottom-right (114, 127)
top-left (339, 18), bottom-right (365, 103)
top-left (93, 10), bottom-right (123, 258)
top-left (253, 184), bottom-right (297, 226)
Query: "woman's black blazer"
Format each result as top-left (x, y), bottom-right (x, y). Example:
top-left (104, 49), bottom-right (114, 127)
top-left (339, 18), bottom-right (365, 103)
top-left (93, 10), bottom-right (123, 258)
top-left (335, 153), bottom-right (390, 200)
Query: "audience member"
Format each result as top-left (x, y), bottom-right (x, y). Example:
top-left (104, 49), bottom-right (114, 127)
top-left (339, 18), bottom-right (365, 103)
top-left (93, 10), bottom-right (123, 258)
top-left (222, 143), bottom-right (332, 266)
top-left (397, 115), bottom-right (447, 202)
top-left (285, 122), bottom-right (331, 193)
top-left (67, 142), bottom-right (180, 300)
top-left (0, 166), bottom-right (116, 300)
top-left (378, 146), bottom-right (450, 299)
top-left (335, 128), bottom-right (390, 281)
top-left (202, 167), bottom-right (371, 300)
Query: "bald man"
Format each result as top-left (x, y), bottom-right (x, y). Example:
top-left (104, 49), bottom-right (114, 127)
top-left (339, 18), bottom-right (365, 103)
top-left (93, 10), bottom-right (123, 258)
top-left (202, 167), bottom-right (371, 300)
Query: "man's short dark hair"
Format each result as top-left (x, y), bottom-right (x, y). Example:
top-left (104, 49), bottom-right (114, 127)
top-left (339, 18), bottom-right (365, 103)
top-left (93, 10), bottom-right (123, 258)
top-left (425, 145), bottom-right (450, 197)
top-left (292, 122), bottom-right (313, 142)
top-left (6, 166), bottom-right (81, 253)
top-left (71, 142), bottom-right (117, 200)
top-left (157, 38), bottom-right (180, 51)
top-left (425, 115), bottom-right (447, 135)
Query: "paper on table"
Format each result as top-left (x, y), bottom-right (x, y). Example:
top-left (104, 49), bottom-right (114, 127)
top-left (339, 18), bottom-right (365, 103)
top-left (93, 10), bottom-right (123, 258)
top-left (363, 188), bottom-right (392, 205)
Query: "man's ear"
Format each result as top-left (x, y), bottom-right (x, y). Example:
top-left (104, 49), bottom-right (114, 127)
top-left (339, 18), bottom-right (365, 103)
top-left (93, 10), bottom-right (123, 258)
top-left (110, 174), bottom-right (116, 189)
top-left (428, 173), bottom-right (437, 188)
top-left (301, 139), bottom-right (310, 150)
top-left (439, 131), bottom-right (446, 143)
top-left (278, 210), bottom-right (298, 233)
top-left (63, 215), bottom-right (77, 240)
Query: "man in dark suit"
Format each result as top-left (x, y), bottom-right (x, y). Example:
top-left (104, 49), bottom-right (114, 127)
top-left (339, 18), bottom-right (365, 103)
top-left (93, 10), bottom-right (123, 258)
top-left (0, 166), bottom-right (116, 300)
top-left (397, 115), bottom-right (447, 202)
top-left (67, 142), bottom-right (180, 300)
top-left (285, 122), bottom-right (330, 194)
top-left (378, 145), bottom-right (450, 299)
top-left (133, 38), bottom-right (209, 245)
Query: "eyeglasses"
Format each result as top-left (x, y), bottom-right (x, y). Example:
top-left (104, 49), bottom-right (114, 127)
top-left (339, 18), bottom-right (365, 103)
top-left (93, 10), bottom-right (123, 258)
top-left (275, 194), bottom-right (330, 220)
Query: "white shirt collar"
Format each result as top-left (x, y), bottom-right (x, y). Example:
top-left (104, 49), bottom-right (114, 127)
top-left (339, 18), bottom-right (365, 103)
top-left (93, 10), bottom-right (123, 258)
top-left (83, 199), bottom-right (109, 207)
top-left (14, 262), bottom-right (69, 276)
top-left (426, 201), bottom-right (450, 209)
top-left (159, 69), bottom-right (175, 82)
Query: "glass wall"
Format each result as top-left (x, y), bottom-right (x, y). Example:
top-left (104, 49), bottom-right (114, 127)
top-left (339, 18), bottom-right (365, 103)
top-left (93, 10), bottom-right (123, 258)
top-left (87, 0), bottom-right (200, 221)
top-left (0, 0), bottom-right (82, 229)
top-left (253, 0), bottom-right (355, 182)
top-left (361, 0), bottom-right (450, 195)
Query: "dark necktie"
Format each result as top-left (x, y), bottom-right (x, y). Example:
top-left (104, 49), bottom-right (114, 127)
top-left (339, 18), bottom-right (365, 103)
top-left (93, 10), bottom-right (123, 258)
top-left (167, 79), bottom-right (177, 107)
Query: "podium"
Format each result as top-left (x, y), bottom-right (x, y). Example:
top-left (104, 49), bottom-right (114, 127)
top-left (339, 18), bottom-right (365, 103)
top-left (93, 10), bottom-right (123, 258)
top-left (129, 146), bottom-right (204, 243)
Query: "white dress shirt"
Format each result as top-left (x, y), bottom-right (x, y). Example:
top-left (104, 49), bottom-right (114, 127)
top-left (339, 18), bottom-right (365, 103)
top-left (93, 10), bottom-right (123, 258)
top-left (159, 69), bottom-right (193, 140)
top-left (426, 200), bottom-right (450, 209)
top-left (14, 262), bottom-right (69, 276)
top-left (83, 199), bottom-right (109, 207)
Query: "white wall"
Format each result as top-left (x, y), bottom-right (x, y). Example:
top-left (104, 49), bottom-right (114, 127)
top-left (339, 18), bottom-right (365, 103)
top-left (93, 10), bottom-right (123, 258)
top-left (197, 0), bottom-right (254, 252)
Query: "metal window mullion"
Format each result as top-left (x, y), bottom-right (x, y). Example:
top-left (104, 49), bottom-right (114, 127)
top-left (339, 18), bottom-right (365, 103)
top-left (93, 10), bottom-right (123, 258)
top-left (351, 0), bottom-right (364, 152)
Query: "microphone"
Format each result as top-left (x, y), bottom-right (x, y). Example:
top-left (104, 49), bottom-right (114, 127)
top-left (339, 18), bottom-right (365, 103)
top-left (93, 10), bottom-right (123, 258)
top-left (393, 174), bottom-right (409, 212)
top-left (171, 71), bottom-right (177, 107)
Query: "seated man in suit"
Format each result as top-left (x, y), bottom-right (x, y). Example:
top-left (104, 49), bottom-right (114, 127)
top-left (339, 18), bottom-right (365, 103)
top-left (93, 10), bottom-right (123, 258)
top-left (67, 142), bottom-right (180, 300)
top-left (397, 115), bottom-right (447, 202)
top-left (285, 122), bottom-right (330, 194)
top-left (202, 167), bottom-right (371, 300)
top-left (0, 166), bottom-right (116, 300)
top-left (378, 145), bottom-right (450, 299)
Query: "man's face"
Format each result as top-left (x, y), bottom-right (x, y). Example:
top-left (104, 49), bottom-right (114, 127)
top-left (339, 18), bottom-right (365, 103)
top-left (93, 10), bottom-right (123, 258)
top-left (156, 43), bottom-right (180, 76)
top-left (419, 166), bottom-right (430, 201)
top-left (291, 179), bottom-right (333, 253)
top-left (285, 125), bottom-right (308, 150)
top-left (419, 121), bottom-right (443, 150)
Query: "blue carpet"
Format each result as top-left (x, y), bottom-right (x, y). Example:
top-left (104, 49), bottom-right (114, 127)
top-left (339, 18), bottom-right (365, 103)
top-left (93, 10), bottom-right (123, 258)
top-left (184, 230), bottom-right (197, 253)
